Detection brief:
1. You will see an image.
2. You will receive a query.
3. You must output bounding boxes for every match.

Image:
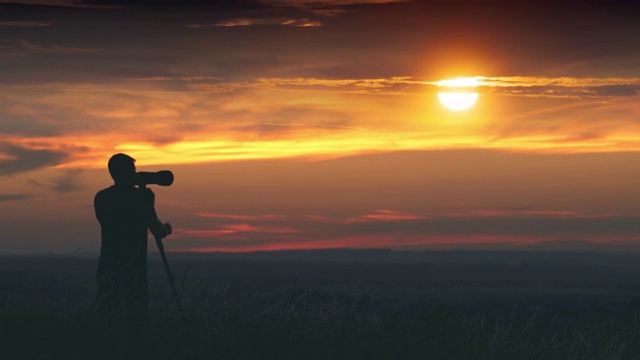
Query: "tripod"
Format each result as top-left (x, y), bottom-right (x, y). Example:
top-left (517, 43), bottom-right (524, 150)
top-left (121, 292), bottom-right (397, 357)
top-left (155, 232), bottom-right (186, 323)
top-left (139, 183), bottom-right (185, 323)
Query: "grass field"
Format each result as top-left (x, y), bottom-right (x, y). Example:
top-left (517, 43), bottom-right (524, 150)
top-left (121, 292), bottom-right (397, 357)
top-left (2, 250), bottom-right (640, 359)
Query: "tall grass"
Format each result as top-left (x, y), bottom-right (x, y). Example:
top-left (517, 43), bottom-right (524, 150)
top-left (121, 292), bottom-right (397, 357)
top-left (2, 275), bottom-right (639, 360)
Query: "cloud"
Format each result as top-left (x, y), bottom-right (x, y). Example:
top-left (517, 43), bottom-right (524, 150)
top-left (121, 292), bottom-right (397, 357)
top-left (51, 170), bottom-right (83, 193)
top-left (74, 0), bottom-right (398, 9)
top-left (245, 76), bottom-right (640, 98)
top-left (310, 8), bottom-right (346, 16)
top-left (0, 114), bottom-right (60, 137)
top-left (76, 0), bottom-right (266, 7)
top-left (476, 76), bottom-right (640, 87)
top-left (235, 123), bottom-right (360, 136)
top-left (264, 0), bottom-right (407, 7)
top-left (150, 74), bottom-right (640, 99)
top-left (0, 194), bottom-right (31, 202)
top-left (170, 208), bottom-right (640, 252)
top-left (340, 211), bottom-right (640, 239)
top-left (0, 74), bottom-right (638, 172)
top-left (175, 224), bottom-right (300, 238)
top-left (1, 72), bottom-right (639, 172)
top-left (196, 212), bottom-right (286, 221)
top-left (474, 76), bottom-right (640, 98)
top-left (0, 21), bottom-right (51, 27)
top-left (187, 18), bottom-right (321, 28)
top-left (0, 143), bottom-right (68, 176)
top-left (347, 209), bottom-right (422, 223)
top-left (257, 77), bottom-right (404, 90)
top-left (116, 75), bottom-right (640, 100)
top-left (132, 76), bottom-right (223, 82)
top-left (334, 209), bottom-right (626, 226)
top-left (0, 39), bottom-right (100, 57)
top-left (29, 168), bottom-right (84, 194)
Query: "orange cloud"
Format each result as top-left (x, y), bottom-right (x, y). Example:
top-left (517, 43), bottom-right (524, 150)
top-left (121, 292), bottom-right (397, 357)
top-left (342, 209), bottom-right (624, 224)
top-left (175, 224), bottom-right (300, 237)
top-left (173, 233), bottom-right (640, 253)
top-left (196, 212), bottom-right (286, 221)
top-left (347, 209), bottom-right (422, 223)
top-left (162, 207), bottom-right (640, 253)
top-left (187, 18), bottom-right (321, 28)
top-left (3, 74), bottom-right (640, 173)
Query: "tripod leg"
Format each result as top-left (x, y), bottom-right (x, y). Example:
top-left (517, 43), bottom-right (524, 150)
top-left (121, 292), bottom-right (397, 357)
top-left (155, 236), bottom-right (186, 323)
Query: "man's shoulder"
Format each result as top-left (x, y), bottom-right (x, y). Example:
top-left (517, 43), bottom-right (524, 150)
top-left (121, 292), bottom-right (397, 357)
top-left (95, 186), bottom-right (115, 197)
top-left (94, 186), bottom-right (112, 205)
top-left (95, 186), bottom-right (149, 201)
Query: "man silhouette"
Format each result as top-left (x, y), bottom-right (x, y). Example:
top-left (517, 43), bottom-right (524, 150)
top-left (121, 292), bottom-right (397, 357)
top-left (94, 153), bottom-right (171, 326)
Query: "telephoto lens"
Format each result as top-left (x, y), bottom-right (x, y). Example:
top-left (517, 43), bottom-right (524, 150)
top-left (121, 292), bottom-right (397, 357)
top-left (136, 171), bottom-right (174, 186)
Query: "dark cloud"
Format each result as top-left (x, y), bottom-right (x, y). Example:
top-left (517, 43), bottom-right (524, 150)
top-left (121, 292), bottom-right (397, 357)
top-left (0, 39), bottom-right (100, 57)
top-left (2, 0), bottom-right (637, 85)
top-left (493, 85), bottom-right (640, 98)
top-left (0, 21), bottom-right (51, 27)
top-left (0, 114), bottom-right (60, 137)
top-left (0, 194), bottom-right (31, 202)
top-left (49, 168), bottom-right (84, 194)
top-left (187, 18), bottom-right (321, 28)
top-left (0, 143), bottom-right (68, 176)
top-left (75, 0), bottom-right (267, 9)
top-left (586, 85), bottom-right (640, 97)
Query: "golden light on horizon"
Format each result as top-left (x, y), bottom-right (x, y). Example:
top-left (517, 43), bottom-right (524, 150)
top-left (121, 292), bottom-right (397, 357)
top-left (437, 77), bottom-right (479, 111)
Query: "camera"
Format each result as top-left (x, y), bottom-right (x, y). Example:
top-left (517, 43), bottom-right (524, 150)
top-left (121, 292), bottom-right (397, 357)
top-left (136, 171), bottom-right (174, 187)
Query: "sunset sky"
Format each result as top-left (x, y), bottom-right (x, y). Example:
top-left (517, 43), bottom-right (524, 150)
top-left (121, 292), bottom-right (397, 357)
top-left (2, 0), bottom-right (640, 254)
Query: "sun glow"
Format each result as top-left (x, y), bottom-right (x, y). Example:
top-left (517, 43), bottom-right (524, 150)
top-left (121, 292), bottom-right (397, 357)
top-left (437, 77), bottom-right (479, 111)
top-left (436, 77), bottom-right (480, 87)
top-left (437, 92), bottom-right (479, 111)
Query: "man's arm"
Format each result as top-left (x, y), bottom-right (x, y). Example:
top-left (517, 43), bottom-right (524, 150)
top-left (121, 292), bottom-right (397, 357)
top-left (142, 188), bottom-right (171, 239)
top-left (94, 191), bottom-right (106, 225)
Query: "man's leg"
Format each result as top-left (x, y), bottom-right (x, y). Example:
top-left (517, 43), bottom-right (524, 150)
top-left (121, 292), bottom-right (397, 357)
top-left (96, 267), bottom-right (120, 325)
top-left (124, 267), bottom-right (149, 326)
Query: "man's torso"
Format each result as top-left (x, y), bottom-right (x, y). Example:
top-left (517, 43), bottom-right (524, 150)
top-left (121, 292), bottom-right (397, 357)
top-left (95, 186), bottom-right (150, 268)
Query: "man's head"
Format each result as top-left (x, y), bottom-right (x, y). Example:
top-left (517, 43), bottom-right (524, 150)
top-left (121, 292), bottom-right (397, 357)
top-left (108, 153), bottom-right (136, 186)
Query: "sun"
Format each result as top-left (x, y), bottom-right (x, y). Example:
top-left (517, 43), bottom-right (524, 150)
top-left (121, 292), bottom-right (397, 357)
top-left (436, 77), bottom-right (479, 111)
top-left (437, 92), bottom-right (479, 111)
